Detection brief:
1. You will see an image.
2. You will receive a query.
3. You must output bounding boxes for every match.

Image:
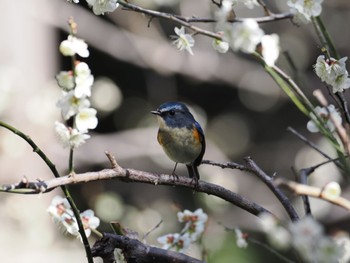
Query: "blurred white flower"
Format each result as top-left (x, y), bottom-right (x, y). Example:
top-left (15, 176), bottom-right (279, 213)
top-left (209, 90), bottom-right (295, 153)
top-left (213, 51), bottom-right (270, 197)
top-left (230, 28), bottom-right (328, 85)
top-left (290, 216), bottom-right (323, 248)
top-left (67, 0), bottom-right (79, 3)
top-left (267, 226), bottom-right (291, 250)
top-left (177, 208), bottom-right (207, 241)
top-left (47, 195), bottom-right (72, 221)
top-left (74, 62), bottom-right (94, 98)
top-left (59, 35), bottom-right (89, 58)
top-left (56, 71), bottom-right (75, 90)
top-left (259, 213), bottom-right (291, 250)
top-left (212, 37), bottom-right (229, 53)
top-left (230, 19), bottom-right (264, 53)
top-left (261, 34), bottom-right (280, 66)
top-left (323, 182), bottom-right (342, 198)
top-left (177, 208), bottom-right (207, 224)
top-left (75, 107), bottom-right (98, 132)
top-left (215, 0), bottom-right (235, 27)
top-left (235, 228), bottom-right (248, 248)
top-left (334, 232), bottom-right (350, 263)
top-left (54, 121), bottom-right (90, 148)
top-left (239, 0), bottom-right (258, 9)
top-left (75, 62), bottom-right (92, 78)
top-left (75, 75), bottom-right (94, 98)
top-left (290, 217), bottom-right (343, 263)
top-left (332, 71), bottom-right (350, 93)
top-left (287, 0), bottom-right (323, 24)
top-left (306, 104), bottom-right (342, 133)
top-left (47, 195), bottom-right (78, 235)
top-left (80, 209), bottom-right (100, 238)
top-left (86, 0), bottom-right (119, 15)
top-left (259, 212), bottom-right (278, 232)
top-left (57, 90), bottom-right (91, 120)
top-left (314, 55), bottom-right (332, 82)
top-left (172, 26), bottom-right (195, 55)
top-left (157, 233), bottom-right (191, 252)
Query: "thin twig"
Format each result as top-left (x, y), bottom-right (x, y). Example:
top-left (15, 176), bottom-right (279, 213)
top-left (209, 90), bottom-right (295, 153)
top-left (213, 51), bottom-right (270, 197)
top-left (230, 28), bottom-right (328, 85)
top-left (201, 159), bottom-right (250, 171)
top-left (0, 121), bottom-right (93, 262)
top-left (244, 157), bottom-right (299, 222)
top-left (276, 178), bottom-right (350, 211)
top-left (143, 219), bottom-right (163, 242)
top-left (249, 237), bottom-right (296, 263)
top-left (117, 0), bottom-right (292, 43)
top-left (287, 127), bottom-right (336, 162)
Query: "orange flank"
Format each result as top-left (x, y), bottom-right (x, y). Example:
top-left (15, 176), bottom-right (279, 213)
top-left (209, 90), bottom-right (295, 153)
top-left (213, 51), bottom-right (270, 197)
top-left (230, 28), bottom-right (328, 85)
top-left (192, 125), bottom-right (202, 145)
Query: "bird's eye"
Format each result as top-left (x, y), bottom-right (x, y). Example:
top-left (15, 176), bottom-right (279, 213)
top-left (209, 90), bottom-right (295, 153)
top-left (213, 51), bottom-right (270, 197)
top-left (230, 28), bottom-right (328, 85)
top-left (169, 110), bottom-right (175, 116)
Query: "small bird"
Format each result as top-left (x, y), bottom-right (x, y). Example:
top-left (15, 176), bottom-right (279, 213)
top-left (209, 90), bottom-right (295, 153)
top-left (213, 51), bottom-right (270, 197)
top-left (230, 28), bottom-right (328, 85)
top-left (151, 102), bottom-right (206, 187)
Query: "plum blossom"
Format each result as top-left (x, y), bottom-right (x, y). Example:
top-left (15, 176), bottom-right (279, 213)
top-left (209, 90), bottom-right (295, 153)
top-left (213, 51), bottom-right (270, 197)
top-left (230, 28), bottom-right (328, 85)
top-left (287, 0), bottom-right (323, 24)
top-left (172, 26), bottom-right (195, 55)
top-left (230, 19), bottom-right (264, 53)
top-left (86, 0), bottom-right (119, 15)
top-left (306, 104), bottom-right (342, 133)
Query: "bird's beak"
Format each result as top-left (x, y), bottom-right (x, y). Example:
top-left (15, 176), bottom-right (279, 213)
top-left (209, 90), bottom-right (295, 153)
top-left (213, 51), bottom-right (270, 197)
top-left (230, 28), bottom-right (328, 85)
top-left (151, 110), bottom-right (161, 116)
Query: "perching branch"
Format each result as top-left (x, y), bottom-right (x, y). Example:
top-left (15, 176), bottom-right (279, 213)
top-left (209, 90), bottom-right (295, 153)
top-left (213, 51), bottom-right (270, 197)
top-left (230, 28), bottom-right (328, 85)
top-left (1, 154), bottom-right (271, 218)
top-left (92, 233), bottom-right (204, 263)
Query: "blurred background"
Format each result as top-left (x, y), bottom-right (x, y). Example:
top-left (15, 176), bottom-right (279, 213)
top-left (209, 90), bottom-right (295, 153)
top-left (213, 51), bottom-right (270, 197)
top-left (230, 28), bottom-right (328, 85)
top-left (1, 0), bottom-right (350, 262)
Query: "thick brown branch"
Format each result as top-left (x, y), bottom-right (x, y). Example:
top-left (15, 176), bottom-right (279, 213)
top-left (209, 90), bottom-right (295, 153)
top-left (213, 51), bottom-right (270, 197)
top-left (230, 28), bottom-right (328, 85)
top-left (1, 163), bottom-right (270, 217)
top-left (92, 233), bottom-right (203, 263)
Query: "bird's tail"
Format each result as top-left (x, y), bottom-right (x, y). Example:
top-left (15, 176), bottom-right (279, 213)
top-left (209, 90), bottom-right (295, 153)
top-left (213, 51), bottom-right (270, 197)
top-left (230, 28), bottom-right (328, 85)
top-left (186, 164), bottom-right (200, 188)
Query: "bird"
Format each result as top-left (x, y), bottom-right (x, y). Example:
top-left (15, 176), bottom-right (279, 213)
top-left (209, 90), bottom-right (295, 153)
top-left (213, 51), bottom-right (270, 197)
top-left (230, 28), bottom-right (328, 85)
top-left (151, 102), bottom-right (206, 187)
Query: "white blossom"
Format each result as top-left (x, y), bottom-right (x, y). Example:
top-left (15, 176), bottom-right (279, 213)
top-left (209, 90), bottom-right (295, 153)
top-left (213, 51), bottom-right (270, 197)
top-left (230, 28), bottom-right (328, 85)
top-left (259, 213), bottom-right (291, 250)
top-left (212, 38), bottom-right (229, 53)
top-left (334, 232), bottom-right (350, 263)
top-left (47, 195), bottom-right (78, 235)
top-left (287, 0), bottom-right (323, 24)
top-left (215, 0), bottom-right (235, 27)
top-left (259, 212), bottom-right (278, 232)
top-left (323, 182), bottom-right (342, 198)
top-left (290, 216), bottom-right (324, 249)
top-left (54, 121), bottom-right (90, 148)
top-left (230, 19), bottom-right (264, 53)
top-left (307, 104), bottom-right (342, 133)
top-left (290, 217), bottom-right (343, 262)
top-left (267, 226), bottom-right (291, 250)
top-left (75, 107), bottom-right (98, 132)
top-left (261, 34), bottom-right (280, 66)
top-left (157, 233), bottom-right (192, 252)
top-left (59, 35), bottom-right (89, 58)
top-left (172, 26), bottom-right (195, 55)
top-left (75, 75), bottom-right (94, 98)
top-left (57, 90), bottom-right (91, 120)
top-left (239, 0), bottom-right (259, 9)
top-left (86, 0), bottom-right (119, 15)
top-left (314, 55), bottom-right (350, 93)
top-left (177, 208), bottom-right (207, 241)
top-left (234, 228), bottom-right (248, 248)
top-left (80, 209), bottom-right (100, 238)
top-left (56, 71), bottom-right (75, 90)
top-left (47, 195), bottom-right (72, 222)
